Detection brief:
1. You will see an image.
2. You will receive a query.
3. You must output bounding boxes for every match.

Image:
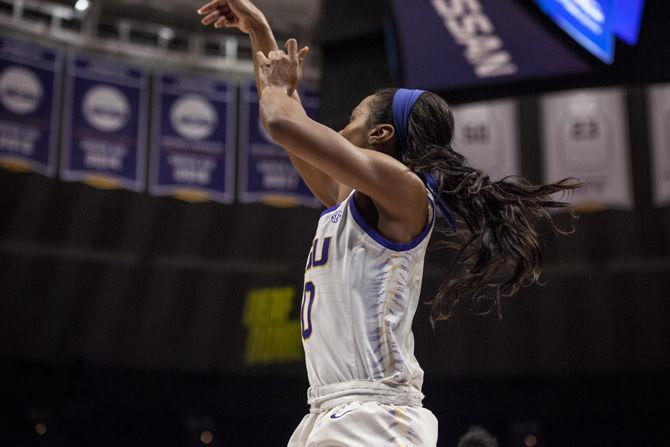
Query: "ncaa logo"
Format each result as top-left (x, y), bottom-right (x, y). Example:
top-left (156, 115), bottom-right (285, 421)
top-left (0, 66), bottom-right (43, 115)
top-left (331, 210), bottom-right (342, 223)
top-left (170, 94), bottom-right (217, 141)
top-left (83, 85), bottom-right (130, 133)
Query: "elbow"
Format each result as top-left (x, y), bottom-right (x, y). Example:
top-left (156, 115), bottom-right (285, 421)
top-left (261, 113), bottom-right (286, 139)
top-left (259, 92), bottom-right (302, 141)
top-left (260, 108), bottom-right (294, 143)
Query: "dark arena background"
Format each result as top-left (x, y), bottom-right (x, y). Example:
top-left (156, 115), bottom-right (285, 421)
top-left (1, 0), bottom-right (670, 446)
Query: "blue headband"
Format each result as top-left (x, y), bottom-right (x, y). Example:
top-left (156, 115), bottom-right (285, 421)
top-left (392, 88), bottom-right (425, 155)
top-left (392, 88), bottom-right (457, 232)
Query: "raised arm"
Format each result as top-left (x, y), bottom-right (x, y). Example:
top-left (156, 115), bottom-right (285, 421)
top-left (256, 44), bottom-right (428, 241)
top-left (197, 0), bottom-right (344, 206)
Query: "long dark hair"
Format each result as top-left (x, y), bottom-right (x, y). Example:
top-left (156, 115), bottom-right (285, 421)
top-left (368, 88), bottom-right (580, 321)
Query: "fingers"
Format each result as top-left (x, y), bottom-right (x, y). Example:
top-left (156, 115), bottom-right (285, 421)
top-left (283, 39), bottom-right (309, 64)
top-left (258, 44), bottom-right (307, 69)
top-left (214, 8), bottom-right (237, 28)
top-left (200, 10), bottom-right (221, 25)
top-left (256, 51), bottom-right (270, 66)
top-left (268, 50), bottom-right (287, 61)
top-left (198, 0), bottom-right (237, 28)
top-left (197, 0), bottom-right (220, 15)
top-left (285, 38), bottom-right (298, 61)
top-left (298, 46), bottom-right (310, 62)
top-left (220, 4), bottom-right (235, 19)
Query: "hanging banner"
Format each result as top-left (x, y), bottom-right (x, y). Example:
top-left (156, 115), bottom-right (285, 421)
top-left (452, 100), bottom-right (520, 180)
top-left (648, 84), bottom-right (670, 207)
top-left (61, 53), bottom-right (147, 191)
top-left (150, 72), bottom-right (235, 203)
top-left (391, 0), bottom-right (592, 91)
top-left (0, 36), bottom-right (61, 176)
top-left (541, 88), bottom-right (633, 210)
top-left (238, 82), bottom-right (320, 207)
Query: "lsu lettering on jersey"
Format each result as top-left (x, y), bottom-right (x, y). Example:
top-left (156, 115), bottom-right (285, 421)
top-left (300, 190), bottom-right (435, 410)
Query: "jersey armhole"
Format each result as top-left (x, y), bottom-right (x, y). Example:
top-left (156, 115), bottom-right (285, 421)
top-left (347, 193), bottom-right (435, 252)
top-left (320, 190), bottom-right (356, 217)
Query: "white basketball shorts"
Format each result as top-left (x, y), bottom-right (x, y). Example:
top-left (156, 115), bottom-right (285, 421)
top-left (287, 401), bottom-right (438, 447)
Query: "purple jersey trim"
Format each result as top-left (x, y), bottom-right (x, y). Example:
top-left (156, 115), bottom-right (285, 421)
top-left (320, 203), bottom-right (341, 217)
top-left (348, 194), bottom-right (434, 252)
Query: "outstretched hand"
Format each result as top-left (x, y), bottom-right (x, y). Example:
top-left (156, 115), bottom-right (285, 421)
top-left (256, 39), bottom-right (309, 97)
top-left (197, 0), bottom-right (264, 34)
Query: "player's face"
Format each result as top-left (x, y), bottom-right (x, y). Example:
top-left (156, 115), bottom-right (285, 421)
top-left (339, 95), bottom-right (376, 149)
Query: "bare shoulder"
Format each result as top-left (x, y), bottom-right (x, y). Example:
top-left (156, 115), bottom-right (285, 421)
top-left (359, 170), bottom-right (430, 244)
top-left (336, 184), bottom-right (354, 203)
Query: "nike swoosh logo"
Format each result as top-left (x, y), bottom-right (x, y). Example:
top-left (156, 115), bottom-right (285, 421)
top-left (330, 409), bottom-right (355, 419)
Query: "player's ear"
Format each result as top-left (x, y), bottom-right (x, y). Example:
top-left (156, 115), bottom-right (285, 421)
top-left (368, 123), bottom-right (396, 147)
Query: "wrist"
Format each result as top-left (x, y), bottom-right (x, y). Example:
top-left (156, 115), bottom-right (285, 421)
top-left (261, 85), bottom-right (290, 96)
top-left (247, 15), bottom-right (270, 34)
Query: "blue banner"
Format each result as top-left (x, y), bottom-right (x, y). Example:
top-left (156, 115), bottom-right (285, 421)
top-left (0, 36), bottom-right (61, 177)
top-left (61, 53), bottom-right (147, 191)
top-left (536, 0), bottom-right (616, 63)
top-left (392, 0), bottom-right (592, 91)
top-left (238, 82), bottom-right (320, 208)
top-left (613, 0), bottom-right (645, 45)
top-left (536, 0), bottom-right (645, 60)
top-left (150, 72), bottom-right (235, 203)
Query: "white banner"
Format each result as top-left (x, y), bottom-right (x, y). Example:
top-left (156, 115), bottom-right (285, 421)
top-left (452, 99), bottom-right (520, 180)
top-left (648, 84), bottom-right (670, 207)
top-left (541, 88), bottom-right (633, 210)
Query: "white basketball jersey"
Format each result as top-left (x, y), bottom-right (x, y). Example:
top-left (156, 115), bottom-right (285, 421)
top-left (301, 190), bottom-right (435, 395)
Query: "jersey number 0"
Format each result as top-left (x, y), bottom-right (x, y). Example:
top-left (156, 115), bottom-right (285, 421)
top-left (301, 282), bottom-right (316, 339)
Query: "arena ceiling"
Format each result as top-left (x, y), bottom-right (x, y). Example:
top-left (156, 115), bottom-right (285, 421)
top-left (1, 0), bottom-right (323, 72)
top-left (100, 0), bottom-right (322, 38)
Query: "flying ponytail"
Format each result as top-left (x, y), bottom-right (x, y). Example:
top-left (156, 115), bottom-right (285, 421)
top-left (370, 88), bottom-right (580, 320)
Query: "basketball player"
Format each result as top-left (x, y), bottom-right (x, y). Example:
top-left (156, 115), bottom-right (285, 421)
top-left (198, 1), bottom-right (579, 445)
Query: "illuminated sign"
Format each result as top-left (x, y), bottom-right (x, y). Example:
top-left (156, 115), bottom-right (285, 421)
top-left (535, 0), bottom-right (645, 63)
top-left (612, 0), bottom-right (645, 45)
top-left (242, 286), bottom-right (303, 365)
